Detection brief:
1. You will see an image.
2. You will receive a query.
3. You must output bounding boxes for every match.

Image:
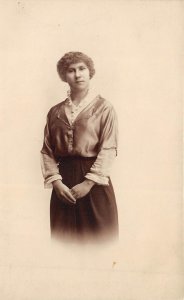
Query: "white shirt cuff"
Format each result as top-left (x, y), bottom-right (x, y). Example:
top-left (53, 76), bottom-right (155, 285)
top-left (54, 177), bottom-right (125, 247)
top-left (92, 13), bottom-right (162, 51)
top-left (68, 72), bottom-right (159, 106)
top-left (85, 173), bottom-right (109, 186)
top-left (44, 174), bottom-right (62, 189)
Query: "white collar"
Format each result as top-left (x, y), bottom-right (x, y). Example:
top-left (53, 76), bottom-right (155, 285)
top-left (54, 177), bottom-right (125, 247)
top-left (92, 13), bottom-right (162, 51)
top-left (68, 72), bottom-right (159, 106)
top-left (66, 87), bottom-right (98, 108)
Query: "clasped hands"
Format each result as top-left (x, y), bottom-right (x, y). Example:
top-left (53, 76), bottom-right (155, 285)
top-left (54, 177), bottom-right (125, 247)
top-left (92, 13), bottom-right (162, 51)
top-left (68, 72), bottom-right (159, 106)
top-left (52, 179), bottom-right (95, 205)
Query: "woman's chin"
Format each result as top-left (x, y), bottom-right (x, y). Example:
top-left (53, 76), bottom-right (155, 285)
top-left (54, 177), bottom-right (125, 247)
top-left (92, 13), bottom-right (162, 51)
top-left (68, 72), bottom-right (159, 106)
top-left (73, 84), bottom-right (89, 91)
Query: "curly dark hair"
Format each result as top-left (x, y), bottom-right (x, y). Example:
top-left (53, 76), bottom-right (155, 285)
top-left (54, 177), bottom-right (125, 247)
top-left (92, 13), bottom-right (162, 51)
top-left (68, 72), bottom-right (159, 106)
top-left (57, 51), bottom-right (95, 82)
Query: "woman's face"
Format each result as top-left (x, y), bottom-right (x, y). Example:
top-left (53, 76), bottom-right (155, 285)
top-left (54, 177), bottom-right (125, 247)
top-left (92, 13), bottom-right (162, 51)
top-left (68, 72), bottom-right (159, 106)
top-left (65, 61), bottom-right (90, 91)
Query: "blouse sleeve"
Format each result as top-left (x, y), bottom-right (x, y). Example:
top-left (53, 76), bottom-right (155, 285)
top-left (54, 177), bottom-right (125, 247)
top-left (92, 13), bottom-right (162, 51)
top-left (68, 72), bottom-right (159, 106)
top-left (40, 114), bottom-right (62, 188)
top-left (85, 105), bottom-right (118, 185)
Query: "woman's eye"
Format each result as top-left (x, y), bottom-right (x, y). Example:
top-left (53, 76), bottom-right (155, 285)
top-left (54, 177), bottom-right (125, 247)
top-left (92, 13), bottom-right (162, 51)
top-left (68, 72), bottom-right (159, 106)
top-left (79, 67), bottom-right (86, 70)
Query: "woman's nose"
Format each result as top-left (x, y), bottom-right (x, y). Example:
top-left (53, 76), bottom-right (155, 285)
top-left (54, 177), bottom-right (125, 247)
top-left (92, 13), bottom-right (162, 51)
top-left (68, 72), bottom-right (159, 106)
top-left (75, 69), bottom-right (81, 77)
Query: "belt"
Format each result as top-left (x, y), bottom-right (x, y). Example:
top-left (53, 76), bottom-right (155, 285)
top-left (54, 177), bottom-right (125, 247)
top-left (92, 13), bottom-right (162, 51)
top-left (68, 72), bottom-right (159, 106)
top-left (58, 156), bottom-right (97, 163)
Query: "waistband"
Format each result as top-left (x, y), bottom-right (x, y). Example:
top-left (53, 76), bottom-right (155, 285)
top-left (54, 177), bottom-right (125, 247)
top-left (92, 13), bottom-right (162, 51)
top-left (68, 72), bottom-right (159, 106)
top-left (58, 156), bottom-right (97, 163)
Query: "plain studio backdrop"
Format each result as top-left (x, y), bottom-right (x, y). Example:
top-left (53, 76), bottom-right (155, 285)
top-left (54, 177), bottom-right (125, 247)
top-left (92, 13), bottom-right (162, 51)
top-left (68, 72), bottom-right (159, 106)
top-left (0, 1), bottom-right (183, 300)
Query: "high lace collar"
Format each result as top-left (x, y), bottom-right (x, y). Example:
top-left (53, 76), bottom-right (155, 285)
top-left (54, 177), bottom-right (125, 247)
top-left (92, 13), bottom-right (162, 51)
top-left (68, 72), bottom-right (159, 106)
top-left (65, 87), bottom-right (98, 124)
top-left (66, 89), bottom-right (89, 109)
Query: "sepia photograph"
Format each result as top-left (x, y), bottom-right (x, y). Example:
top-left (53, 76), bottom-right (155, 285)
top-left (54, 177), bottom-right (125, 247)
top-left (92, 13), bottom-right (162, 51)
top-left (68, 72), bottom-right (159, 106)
top-left (41, 51), bottom-right (119, 244)
top-left (0, 0), bottom-right (183, 299)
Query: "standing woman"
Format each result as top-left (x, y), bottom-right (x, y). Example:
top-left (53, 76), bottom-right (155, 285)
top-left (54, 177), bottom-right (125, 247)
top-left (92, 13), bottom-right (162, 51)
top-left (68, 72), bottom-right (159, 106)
top-left (41, 51), bottom-right (118, 243)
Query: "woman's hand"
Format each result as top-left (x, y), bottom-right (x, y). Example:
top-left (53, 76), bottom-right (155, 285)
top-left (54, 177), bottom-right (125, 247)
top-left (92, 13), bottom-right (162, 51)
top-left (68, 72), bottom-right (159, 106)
top-left (70, 179), bottom-right (95, 199)
top-left (52, 180), bottom-right (76, 205)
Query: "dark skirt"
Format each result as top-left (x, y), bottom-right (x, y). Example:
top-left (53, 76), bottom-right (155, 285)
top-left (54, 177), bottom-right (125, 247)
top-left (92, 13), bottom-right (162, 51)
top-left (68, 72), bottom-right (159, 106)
top-left (50, 156), bottom-right (119, 243)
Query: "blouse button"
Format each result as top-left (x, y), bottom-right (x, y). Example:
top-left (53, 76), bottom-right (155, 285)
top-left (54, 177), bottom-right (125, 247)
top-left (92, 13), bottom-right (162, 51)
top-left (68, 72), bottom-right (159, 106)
top-left (68, 132), bottom-right (73, 137)
top-left (68, 144), bottom-right (73, 151)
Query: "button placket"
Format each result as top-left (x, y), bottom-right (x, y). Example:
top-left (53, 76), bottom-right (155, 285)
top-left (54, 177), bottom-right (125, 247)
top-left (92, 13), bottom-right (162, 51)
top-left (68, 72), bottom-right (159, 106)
top-left (67, 126), bottom-right (74, 152)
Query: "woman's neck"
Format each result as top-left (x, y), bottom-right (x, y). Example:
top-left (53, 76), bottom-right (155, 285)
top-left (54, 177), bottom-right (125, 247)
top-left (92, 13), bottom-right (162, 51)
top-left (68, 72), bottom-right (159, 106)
top-left (70, 88), bottom-right (89, 106)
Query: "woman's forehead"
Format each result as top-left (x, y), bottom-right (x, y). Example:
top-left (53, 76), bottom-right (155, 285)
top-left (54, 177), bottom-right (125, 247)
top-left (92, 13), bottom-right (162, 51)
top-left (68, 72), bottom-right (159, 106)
top-left (68, 61), bottom-right (87, 68)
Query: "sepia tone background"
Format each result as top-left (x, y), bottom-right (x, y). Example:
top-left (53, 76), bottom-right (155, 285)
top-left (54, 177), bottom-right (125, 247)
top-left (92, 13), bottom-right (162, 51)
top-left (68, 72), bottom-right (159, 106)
top-left (0, 0), bottom-right (183, 299)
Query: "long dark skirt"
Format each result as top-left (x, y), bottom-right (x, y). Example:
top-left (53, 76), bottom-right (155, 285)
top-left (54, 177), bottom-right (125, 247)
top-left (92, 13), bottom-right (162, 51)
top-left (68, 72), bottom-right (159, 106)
top-left (50, 156), bottom-right (119, 243)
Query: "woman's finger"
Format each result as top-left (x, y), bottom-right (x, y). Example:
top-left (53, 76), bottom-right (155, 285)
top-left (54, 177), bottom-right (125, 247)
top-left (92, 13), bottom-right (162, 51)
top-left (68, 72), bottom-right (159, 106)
top-left (70, 189), bottom-right (80, 199)
top-left (64, 190), bottom-right (76, 203)
top-left (57, 190), bottom-right (76, 204)
top-left (63, 196), bottom-right (76, 205)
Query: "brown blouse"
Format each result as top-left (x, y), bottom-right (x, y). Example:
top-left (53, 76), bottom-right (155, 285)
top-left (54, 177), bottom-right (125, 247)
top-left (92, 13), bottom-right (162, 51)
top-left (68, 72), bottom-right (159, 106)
top-left (41, 95), bottom-right (118, 187)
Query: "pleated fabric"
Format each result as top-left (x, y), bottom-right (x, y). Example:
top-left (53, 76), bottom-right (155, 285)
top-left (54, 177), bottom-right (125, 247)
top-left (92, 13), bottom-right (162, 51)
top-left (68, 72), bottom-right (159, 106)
top-left (50, 156), bottom-right (119, 243)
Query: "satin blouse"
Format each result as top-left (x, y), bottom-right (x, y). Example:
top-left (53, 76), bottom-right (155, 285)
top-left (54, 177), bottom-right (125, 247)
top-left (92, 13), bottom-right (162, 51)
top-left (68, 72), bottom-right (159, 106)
top-left (41, 95), bottom-right (118, 188)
